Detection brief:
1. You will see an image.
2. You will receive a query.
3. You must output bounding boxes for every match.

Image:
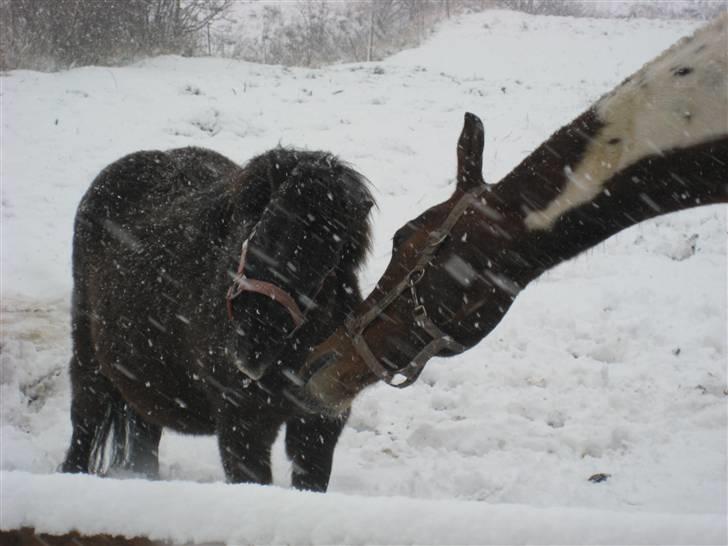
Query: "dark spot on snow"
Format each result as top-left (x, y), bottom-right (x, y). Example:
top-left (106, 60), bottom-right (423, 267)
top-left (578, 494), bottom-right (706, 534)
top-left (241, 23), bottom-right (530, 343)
top-left (588, 473), bottom-right (611, 483)
top-left (607, 137), bottom-right (621, 145)
top-left (183, 84), bottom-right (203, 95)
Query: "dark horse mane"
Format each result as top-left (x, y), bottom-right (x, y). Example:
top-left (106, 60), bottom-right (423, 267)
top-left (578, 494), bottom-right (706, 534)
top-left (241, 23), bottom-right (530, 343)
top-left (81, 147), bottom-right (372, 267)
top-left (231, 148), bottom-right (373, 266)
top-left (63, 145), bottom-right (373, 491)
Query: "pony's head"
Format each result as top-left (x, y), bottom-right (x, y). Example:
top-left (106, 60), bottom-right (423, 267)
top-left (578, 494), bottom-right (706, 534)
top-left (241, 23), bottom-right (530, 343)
top-left (226, 150), bottom-right (373, 381)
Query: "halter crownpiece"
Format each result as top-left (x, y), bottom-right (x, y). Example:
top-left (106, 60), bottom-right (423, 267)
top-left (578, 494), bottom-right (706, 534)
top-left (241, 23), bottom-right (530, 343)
top-left (226, 239), bottom-right (305, 328)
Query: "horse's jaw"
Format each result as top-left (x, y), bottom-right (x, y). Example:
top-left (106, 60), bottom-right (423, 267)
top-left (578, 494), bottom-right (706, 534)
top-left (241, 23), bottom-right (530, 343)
top-left (229, 346), bottom-right (270, 381)
top-left (229, 323), bottom-right (292, 381)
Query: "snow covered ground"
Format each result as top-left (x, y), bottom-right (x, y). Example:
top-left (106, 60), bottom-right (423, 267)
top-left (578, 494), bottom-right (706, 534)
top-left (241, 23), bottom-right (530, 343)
top-left (1, 9), bottom-right (725, 545)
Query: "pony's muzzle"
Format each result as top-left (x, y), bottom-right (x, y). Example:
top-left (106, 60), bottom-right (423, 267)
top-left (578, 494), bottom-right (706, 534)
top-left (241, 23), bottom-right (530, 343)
top-left (303, 349), bottom-right (341, 383)
top-left (301, 329), bottom-right (373, 413)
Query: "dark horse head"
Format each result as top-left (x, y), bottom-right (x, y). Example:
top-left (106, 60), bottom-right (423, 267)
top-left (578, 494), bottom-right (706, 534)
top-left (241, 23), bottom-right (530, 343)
top-left (300, 14), bottom-right (728, 413)
top-left (224, 150), bottom-right (374, 381)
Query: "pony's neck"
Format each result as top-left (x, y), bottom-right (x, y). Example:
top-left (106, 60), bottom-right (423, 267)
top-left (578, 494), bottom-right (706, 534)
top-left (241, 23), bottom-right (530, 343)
top-left (490, 13), bottom-right (727, 274)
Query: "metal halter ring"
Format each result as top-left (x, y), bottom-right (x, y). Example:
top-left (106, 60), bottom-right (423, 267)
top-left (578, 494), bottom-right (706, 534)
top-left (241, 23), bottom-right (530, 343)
top-left (409, 267), bottom-right (426, 285)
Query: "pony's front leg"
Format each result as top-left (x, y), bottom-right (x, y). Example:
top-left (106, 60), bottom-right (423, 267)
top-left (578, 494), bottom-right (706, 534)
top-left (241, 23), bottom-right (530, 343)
top-left (216, 400), bottom-right (283, 485)
top-left (122, 407), bottom-right (162, 478)
top-left (285, 410), bottom-right (349, 492)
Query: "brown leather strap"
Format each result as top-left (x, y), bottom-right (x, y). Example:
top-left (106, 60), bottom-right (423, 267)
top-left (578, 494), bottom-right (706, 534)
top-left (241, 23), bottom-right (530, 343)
top-left (226, 240), bottom-right (305, 328)
top-left (347, 187), bottom-right (486, 336)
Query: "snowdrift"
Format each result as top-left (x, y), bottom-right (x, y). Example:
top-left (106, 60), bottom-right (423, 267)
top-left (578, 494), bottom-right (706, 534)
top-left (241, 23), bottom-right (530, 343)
top-left (3, 470), bottom-right (725, 545)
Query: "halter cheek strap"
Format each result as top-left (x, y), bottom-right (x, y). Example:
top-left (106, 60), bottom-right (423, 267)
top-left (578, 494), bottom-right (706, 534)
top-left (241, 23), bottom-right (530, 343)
top-left (345, 185), bottom-right (486, 388)
top-left (226, 240), bottom-right (305, 328)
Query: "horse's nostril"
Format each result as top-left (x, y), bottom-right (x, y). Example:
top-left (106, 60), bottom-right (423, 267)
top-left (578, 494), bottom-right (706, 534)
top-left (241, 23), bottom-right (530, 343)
top-left (306, 350), bottom-right (339, 381)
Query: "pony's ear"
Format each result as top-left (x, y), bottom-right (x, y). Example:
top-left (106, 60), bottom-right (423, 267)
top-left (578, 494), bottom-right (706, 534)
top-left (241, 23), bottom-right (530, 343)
top-left (456, 112), bottom-right (485, 192)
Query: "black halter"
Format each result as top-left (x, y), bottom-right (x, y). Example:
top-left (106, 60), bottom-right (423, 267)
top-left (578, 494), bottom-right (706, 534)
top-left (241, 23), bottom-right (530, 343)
top-left (344, 186), bottom-right (487, 388)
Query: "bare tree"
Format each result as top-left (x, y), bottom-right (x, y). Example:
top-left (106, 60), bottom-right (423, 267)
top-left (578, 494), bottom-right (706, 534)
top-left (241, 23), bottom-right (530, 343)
top-left (367, 2), bottom-right (375, 62)
top-left (144, 0), bottom-right (232, 53)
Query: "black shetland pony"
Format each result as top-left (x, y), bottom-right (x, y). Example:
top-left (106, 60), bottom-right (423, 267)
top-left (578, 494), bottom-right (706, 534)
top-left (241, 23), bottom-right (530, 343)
top-left (61, 147), bottom-right (373, 491)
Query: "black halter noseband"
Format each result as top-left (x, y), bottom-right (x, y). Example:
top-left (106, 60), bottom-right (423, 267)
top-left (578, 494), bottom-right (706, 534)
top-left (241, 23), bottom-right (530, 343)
top-left (343, 186), bottom-right (487, 388)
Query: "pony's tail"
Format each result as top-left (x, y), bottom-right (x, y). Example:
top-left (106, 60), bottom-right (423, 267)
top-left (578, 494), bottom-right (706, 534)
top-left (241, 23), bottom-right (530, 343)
top-left (88, 397), bottom-right (130, 475)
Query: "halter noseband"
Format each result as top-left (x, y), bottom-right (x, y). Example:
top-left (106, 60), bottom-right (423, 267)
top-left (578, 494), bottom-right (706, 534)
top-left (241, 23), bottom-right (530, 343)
top-left (226, 239), bottom-right (305, 328)
top-left (343, 186), bottom-right (487, 388)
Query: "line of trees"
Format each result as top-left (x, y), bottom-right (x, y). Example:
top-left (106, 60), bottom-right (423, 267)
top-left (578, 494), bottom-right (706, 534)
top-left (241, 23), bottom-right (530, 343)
top-left (1, 0), bottom-right (483, 70)
top-left (1, 0), bottom-right (231, 70)
top-left (218, 0), bottom-right (725, 68)
top-left (501, 0), bottom-right (725, 19)
top-left (2, 0), bottom-right (724, 71)
top-left (229, 0), bottom-right (462, 67)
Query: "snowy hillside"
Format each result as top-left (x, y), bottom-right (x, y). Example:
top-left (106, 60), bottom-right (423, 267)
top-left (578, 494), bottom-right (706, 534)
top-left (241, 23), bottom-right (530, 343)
top-left (1, 10), bottom-right (725, 545)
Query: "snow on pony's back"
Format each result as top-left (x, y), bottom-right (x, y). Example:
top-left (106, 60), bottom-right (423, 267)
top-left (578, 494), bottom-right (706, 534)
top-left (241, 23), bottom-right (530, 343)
top-left (525, 12), bottom-right (728, 231)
